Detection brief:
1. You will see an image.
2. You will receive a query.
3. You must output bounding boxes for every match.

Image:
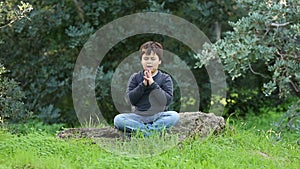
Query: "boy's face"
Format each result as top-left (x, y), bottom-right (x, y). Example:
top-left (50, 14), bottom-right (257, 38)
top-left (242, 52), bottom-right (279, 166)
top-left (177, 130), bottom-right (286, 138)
top-left (141, 50), bottom-right (161, 74)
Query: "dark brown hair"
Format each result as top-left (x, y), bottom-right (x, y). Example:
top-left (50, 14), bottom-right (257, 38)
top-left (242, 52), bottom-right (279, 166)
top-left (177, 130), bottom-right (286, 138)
top-left (139, 41), bottom-right (163, 60)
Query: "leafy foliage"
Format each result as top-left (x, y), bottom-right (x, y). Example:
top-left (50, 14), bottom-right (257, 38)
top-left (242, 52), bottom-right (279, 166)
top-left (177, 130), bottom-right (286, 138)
top-left (0, 64), bottom-right (31, 122)
top-left (0, 1), bottom-right (33, 123)
top-left (0, 0), bottom-right (245, 125)
top-left (4, 0), bottom-right (296, 126)
top-left (0, 0), bottom-right (32, 29)
top-left (195, 0), bottom-right (300, 130)
top-left (0, 0), bottom-right (79, 125)
top-left (196, 0), bottom-right (300, 97)
top-left (275, 99), bottom-right (300, 134)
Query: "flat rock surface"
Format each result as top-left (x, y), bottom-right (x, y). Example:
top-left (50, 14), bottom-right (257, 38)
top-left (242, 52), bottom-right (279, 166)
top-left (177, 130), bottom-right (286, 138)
top-left (57, 112), bottom-right (225, 142)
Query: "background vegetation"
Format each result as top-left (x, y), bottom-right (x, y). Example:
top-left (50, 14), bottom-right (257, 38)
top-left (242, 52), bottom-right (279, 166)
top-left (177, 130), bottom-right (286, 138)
top-left (0, 0), bottom-right (246, 125)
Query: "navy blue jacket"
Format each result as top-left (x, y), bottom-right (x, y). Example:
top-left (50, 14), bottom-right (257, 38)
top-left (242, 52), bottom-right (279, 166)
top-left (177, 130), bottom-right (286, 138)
top-left (126, 70), bottom-right (173, 116)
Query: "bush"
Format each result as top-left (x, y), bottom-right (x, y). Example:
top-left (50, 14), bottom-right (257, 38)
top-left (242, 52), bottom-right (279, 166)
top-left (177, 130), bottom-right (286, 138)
top-left (0, 64), bottom-right (31, 122)
top-left (274, 99), bottom-right (300, 134)
top-left (4, 119), bottom-right (64, 135)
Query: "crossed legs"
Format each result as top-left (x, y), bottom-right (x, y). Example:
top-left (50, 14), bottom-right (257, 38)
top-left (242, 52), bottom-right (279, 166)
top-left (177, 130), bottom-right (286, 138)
top-left (114, 111), bottom-right (180, 136)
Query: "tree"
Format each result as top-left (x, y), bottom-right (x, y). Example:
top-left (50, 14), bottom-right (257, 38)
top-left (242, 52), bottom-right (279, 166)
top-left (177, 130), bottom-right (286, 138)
top-left (195, 0), bottom-right (300, 133)
top-left (0, 1), bottom-right (32, 122)
top-left (0, 1), bottom-right (32, 29)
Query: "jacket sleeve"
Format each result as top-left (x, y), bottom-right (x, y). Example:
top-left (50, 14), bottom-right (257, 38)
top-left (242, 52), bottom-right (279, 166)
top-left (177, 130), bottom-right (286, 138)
top-left (125, 73), bottom-right (146, 106)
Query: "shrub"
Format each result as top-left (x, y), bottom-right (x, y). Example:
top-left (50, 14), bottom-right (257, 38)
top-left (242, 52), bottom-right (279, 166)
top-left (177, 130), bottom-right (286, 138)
top-left (0, 64), bottom-right (31, 122)
top-left (195, 0), bottom-right (300, 131)
top-left (274, 99), bottom-right (300, 134)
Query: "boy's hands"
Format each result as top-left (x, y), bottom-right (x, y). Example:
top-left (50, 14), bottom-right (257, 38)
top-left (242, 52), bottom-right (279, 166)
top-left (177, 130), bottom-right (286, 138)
top-left (143, 69), bottom-right (154, 86)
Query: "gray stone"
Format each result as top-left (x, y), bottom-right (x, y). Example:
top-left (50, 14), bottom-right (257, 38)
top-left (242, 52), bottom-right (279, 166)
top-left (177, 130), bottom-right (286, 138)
top-left (170, 112), bottom-right (226, 142)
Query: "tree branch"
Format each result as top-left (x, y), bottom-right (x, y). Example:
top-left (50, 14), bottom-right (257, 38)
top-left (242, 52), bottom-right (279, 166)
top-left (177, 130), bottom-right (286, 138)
top-left (248, 63), bottom-right (268, 78)
top-left (0, 17), bottom-right (23, 29)
top-left (73, 0), bottom-right (85, 22)
top-left (270, 22), bottom-right (291, 27)
top-left (290, 80), bottom-right (299, 93)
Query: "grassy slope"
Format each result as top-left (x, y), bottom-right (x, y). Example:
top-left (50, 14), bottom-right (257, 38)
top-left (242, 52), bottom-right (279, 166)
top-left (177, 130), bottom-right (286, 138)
top-left (0, 111), bottom-right (299, 169)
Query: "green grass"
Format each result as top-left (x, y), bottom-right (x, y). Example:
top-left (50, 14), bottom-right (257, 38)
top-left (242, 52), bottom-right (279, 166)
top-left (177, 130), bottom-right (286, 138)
top-left (95, 130), bottom-right (179, 158)
top-left (0, 110), bottom-right (299, 169)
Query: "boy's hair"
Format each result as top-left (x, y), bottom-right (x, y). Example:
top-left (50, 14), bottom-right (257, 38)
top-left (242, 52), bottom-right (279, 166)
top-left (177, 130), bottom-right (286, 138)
top-left (139, 41), bottom-right (163, 60)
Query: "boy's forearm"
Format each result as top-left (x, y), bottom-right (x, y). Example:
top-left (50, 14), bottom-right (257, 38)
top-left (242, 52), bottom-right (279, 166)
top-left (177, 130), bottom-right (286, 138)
top-left (149, 82), bottom-right (173, 106)
top-left (127, 82), bottom-right (146, 105)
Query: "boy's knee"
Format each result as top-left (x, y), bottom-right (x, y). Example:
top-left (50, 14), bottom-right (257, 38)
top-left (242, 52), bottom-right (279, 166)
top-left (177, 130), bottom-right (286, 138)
top-left (167, 111), bottom-right (179, 124)
top-left (162, 111), bottom-right (180, 125)
top-left (173, 112), bottom-right (180, 124)
top-left (114, 114), bottom-right (124, 126)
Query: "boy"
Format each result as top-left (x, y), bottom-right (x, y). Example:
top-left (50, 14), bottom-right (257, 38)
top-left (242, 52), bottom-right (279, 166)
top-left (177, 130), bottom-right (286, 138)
top-left (114, 41), bottom-right (179, 137)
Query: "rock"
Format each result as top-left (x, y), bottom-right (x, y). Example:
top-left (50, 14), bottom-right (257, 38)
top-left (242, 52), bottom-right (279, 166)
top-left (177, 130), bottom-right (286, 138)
top-left (170, 112), bottom-right (226, 141)
top-left (57, 112), bottom-right (225, 142)
top-left (57, 127), bottom-right (123, 139)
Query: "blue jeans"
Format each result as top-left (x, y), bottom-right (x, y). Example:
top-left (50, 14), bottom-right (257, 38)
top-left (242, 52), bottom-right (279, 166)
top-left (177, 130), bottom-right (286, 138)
top-left (114, 111), bottom-right (180, 136)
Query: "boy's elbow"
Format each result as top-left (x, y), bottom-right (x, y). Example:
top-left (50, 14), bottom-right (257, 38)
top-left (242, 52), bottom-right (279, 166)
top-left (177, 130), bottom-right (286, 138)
top-left (128, 95), bottom-right (139, 105)
top-left (166, 95), bottom-right (173, 106)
